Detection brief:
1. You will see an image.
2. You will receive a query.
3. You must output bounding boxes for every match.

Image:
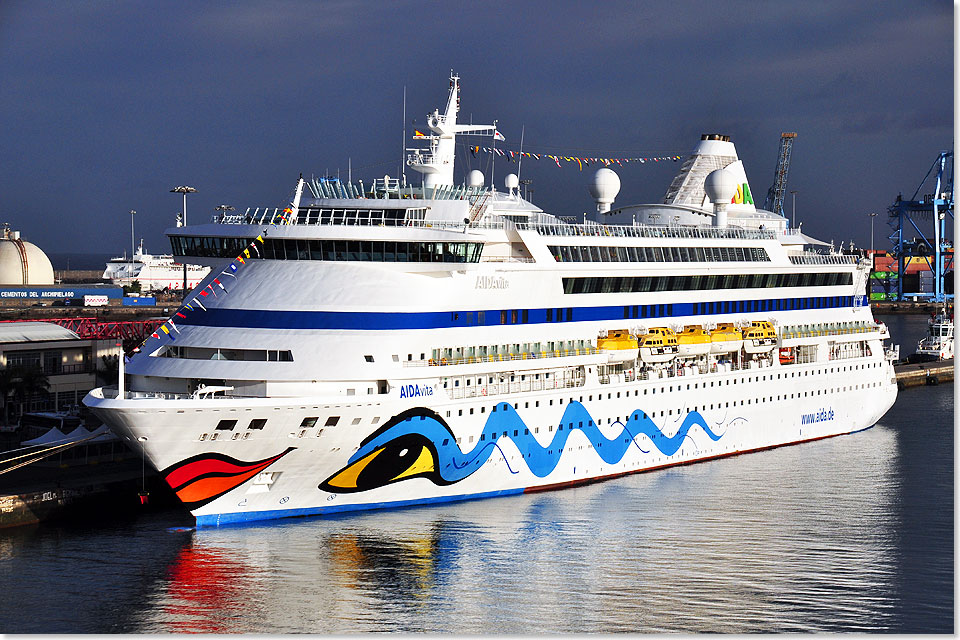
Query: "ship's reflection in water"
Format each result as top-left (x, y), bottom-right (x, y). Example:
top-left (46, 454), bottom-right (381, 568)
top-left (148, 408), bottom-right (952, 634)
top-left (1, 383), bottom-right (948, 633)
top-left (160, 545), bottom-right (261, 633)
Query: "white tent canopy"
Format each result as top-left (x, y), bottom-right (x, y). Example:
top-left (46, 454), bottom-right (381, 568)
top-left (21, 427), bottom-right (68, 446)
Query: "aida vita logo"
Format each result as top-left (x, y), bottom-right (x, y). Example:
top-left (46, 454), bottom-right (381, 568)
top-left (731, 183), bottom-right (754, 205)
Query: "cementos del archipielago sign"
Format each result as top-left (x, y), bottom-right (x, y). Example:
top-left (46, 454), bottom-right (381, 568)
top-left (0, 287), bottom-right (123, 299)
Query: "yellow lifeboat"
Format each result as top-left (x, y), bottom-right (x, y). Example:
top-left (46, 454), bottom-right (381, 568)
top-left (743, 320), bottom-right (778, 354)
top-left (676, 325), bottom-right (712, 357)
top-left (597, 329), bottom-right (639, 363)
top-left (638, 327), bottom-right (679, 363)
top-left (710, 323), bottom-right (743, 354)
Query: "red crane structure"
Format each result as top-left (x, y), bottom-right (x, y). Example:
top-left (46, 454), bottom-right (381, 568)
top-left (0, 316), bottom-right (163, 350)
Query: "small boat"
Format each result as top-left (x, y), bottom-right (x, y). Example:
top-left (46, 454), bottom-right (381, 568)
top-left (638, 327), bottom-right (679, 363)
top-left (909, 308), bottom-right (954, 363)
top-left (676, 325), bottom-right (712, 357)
top-left (597, 329), bottom-right (639, 363)
top-left (710, 323), bottom-right (743, 354)
top-left (743, 320), bottom-right (778, 354)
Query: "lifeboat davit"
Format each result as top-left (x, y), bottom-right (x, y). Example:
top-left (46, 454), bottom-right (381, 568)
top-left (743, 320), bottom-right (778, 354)
top-left (598, 329), bottom-right (639, 363)
top-left (677, 325), bottom-right (712, 357)
top-left (710, 323), bottom-right (743, 354)
top-left (638, 327), bottom-right (679, 363)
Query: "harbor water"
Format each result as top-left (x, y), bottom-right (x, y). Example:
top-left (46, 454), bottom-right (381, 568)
top-left (0, 315), bottom-right (952, 633)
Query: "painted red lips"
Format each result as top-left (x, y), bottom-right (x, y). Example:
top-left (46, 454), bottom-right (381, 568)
top-left (162, 448), bottom-right (294, 508)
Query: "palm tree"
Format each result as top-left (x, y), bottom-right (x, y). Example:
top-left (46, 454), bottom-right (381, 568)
top-left (98, 354), bottom-right (119, 386)
top-left (5, 366), bottom-right (50, 420)
top-left (0, 367), bottom-right (15, 426)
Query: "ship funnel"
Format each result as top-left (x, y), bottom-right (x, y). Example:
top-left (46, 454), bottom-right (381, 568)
top-left (704, 168), bottom-right (738, 227)
top-left (589, 168), bottom-right (621, 213)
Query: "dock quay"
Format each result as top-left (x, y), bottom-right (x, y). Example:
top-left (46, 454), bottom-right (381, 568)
top-left (894, 359), bottom-right (954, 389)
top-left (871, 301), bottom-right (951, 314)
top-left (0, 459), bottom-right (178, 528)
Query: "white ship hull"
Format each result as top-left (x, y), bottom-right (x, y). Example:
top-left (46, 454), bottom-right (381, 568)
top-left (87, 352), bottom-right (895, 526)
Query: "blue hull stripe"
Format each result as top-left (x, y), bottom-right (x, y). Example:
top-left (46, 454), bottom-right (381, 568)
top-left (181, 295), bottom-right (862, 331)
top-left (195, 487), bottom-right (524, 527)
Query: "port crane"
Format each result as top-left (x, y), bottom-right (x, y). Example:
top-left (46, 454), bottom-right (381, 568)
top-left (762, 132), bottom-right (798, 219)
top-left (887, 151), bottom-right (954, 302)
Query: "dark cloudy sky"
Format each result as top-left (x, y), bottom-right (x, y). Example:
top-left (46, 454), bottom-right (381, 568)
top-left (0, 1), bottom-right (952, 260)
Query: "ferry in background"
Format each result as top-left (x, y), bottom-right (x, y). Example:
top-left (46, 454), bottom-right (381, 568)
top-left (85, 72), bottom-right (899, 527)
top-left (103, 240), bottom-right (210, 292)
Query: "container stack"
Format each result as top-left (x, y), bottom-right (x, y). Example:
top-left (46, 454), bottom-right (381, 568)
top-left (869, 270), bottom-right (897, 301)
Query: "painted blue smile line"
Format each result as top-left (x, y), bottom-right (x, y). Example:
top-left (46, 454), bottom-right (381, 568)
top-left (349, 401), bottom-right (725, 482)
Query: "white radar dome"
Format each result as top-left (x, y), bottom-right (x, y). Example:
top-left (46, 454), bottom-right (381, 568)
top-left (467, 170), bottom-right (484, 188)
top-left (704, 168), bottom-right (739, 204)
top-left (504, 173), bottom-right (519, 192)
top-left (589, 168), bottom-right (621, 213)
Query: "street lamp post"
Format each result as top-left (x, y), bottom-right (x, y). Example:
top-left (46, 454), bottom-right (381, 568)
top-left (170, 185), bottom-right (197, 226)
top-left (214, 204), bottom-right (235, 221)
top-left (171, 186), bottom-right (196, 300)
top-left (129, 209), bottom-right (136, 265)
top-left (790, 190), bottom-right (798, 229)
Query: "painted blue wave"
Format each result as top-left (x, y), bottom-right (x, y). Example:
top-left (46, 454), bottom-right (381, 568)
top-left (348, 401), bottom-right (725, 483)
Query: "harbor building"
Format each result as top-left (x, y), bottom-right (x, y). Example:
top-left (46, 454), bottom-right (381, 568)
top-left (0, 322), bottom-right (120, 426)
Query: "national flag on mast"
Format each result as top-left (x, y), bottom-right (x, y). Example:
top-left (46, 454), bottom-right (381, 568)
top-left (494, 130), bottom-right (505, 141)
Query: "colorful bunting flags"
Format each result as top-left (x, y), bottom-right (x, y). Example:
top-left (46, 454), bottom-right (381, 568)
top-left (473, 146), bottom-right (682, 168)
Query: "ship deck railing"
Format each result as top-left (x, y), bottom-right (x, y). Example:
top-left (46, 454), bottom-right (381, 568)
top-left (405, 347), bottom-right (604, 367)
top-left (445, 376), bottom-right (584, 399)
top-left (780, 320), bottom-right (884, 340)
top-left (516, 222), bottom-right (777, 240)
top-left (788, 254), bottom-right (860, 265)
top-left (217, 209), bottom-right (786, 242)
top-left (99, 388), bottom-right (240, 401)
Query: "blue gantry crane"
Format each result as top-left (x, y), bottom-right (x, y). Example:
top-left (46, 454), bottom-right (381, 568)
top-left (887, 151), bottom-right (954, 302)
top-left (763, 132), bottom-right (798, 219)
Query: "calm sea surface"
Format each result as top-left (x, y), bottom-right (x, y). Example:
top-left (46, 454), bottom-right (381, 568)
top-left (0, 315), bottom-right (952, 633)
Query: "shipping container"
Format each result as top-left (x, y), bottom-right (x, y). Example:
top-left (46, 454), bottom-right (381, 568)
top-left (122, 296), bottom-right (156, 306)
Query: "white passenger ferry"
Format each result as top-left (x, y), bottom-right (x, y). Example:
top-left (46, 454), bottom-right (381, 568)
top-left (103, 240), bottom-right (210, 292)
top-left (85, 73), bottom-right (898, 526)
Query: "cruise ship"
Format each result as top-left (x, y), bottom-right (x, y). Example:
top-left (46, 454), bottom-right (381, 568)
top-left (103, 240), bottom-right (210, 292)
top-left (85, 73), bottom-right (899, 527)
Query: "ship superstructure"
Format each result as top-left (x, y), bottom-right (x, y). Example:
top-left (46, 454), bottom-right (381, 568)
top-left (85, 73), bottom-right (898, 526)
